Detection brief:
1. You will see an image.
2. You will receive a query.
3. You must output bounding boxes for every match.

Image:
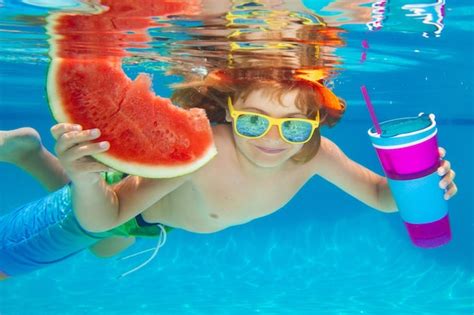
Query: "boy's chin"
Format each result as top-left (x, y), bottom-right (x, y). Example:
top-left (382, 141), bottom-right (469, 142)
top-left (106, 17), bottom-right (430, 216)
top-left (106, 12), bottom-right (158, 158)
top-left (247, 150), bottom-right (295, 169)
top-left (251, 159), bottom-right (287, 169)
top-left (235, 140), bottom-right (301, 169)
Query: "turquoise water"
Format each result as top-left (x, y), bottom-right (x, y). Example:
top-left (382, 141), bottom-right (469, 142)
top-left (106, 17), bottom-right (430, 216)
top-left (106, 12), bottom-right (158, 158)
top-left (0, 0), bottom-right (473, 314)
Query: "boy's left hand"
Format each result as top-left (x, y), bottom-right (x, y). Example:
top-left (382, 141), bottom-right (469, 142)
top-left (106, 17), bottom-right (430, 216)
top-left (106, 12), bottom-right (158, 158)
top-left (438, 147), bottom-right (457, 200)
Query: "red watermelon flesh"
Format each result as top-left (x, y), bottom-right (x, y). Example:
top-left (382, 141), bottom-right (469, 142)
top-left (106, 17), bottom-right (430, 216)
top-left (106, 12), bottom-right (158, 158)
top-left (47, 0), bottom-right (216, 178)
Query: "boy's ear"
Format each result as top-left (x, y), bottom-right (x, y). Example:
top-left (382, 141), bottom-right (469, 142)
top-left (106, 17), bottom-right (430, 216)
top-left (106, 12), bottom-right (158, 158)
top-left (225, 109), bottom-right (232, 123)
top-left (320, 111), bottom-right (328, 124)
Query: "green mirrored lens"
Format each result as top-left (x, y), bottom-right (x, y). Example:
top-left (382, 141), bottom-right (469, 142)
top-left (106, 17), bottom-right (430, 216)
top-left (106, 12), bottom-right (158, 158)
top-left (282, 120), bottom-right (313, 142)
top-left (236, 114), bottom-right (269, 137)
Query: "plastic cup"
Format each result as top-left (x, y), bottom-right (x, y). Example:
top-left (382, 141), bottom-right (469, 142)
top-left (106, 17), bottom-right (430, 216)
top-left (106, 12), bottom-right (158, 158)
top-left (368, 113), bottom-right (451, 248)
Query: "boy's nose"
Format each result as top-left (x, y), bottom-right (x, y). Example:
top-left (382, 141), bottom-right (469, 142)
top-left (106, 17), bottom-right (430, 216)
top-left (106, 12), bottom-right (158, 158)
top-left (264, 125), bottom-right (281, 140)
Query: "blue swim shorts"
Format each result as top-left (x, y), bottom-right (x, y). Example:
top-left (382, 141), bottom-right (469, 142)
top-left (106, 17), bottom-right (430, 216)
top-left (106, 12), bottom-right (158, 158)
top-left (0, 185), bottom-right (111, 277)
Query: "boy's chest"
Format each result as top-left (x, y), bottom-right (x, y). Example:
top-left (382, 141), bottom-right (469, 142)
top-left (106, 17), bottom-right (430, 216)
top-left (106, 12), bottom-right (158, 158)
top-left (143, 125), bottom-right (319, 230)
top-left (200, 174), bottom-right (307, 216)
top-left (154, 165), bottom-right (315, 231)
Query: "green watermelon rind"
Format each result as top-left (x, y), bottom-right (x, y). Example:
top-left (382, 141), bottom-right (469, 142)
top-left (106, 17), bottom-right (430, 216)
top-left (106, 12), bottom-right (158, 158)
top-left (91, 142), bottom-right (217, 178)
top-left (45, 13), bottom-right (218, 178)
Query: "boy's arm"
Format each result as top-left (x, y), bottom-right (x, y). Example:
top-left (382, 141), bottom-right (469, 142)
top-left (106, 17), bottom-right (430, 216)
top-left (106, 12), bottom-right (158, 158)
top-left (111, 174), bottom-right (191, 227)
top-left (375, 177), bottom-right (398, 212)
top-left (51, 123), bottom-right (191, 233)
top-left (72, 170), bottom-right (191, 233)
top-left (312, 137), bottom-right (398, 213)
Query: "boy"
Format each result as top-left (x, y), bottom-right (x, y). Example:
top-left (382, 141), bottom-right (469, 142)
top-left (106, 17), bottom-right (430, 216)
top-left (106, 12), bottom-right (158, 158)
top-left (0, 74), bottom-right (457, 279)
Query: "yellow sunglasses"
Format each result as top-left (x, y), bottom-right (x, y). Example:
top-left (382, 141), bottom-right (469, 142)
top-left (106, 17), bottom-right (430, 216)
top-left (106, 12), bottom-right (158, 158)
top-left (227, 97), bottom-right (320, 144)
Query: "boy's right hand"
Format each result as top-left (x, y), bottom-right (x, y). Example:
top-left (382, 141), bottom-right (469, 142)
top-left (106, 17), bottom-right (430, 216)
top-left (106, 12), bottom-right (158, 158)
top-left (51, 123), bottom-right (111, 184)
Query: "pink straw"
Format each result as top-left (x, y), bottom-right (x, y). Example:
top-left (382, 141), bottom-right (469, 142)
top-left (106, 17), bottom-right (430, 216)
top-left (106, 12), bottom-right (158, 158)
top-left (360, 85), bottom-right (382, 134)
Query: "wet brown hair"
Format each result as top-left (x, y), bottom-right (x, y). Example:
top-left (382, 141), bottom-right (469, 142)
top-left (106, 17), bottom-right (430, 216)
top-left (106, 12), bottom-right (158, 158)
top-left (170, 14), bottom-right (346, 163)
top-left (171, 68), bottom-right (346, 163)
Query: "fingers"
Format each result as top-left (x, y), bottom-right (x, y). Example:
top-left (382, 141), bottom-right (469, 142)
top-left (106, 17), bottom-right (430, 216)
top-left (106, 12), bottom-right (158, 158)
top-left (438, 166), bottom-right (457, 200)
top-left (437, 160), bottom-right (451, 176)
top-left (437, 147), bottom-right (457, 200)
top-left (438, 147), bottom-right (446, 159)
top-left (51, 123), bottom-right (82, 140)
top-left (51, 123), bottom-right (113, 182)
top-left (53, 124), bottom-right (110, 168)
top-left (52, 124), bottom-right (109, 159)
top-left (439, 169), bottom-right (456, 189)
top-left (444, 182), bottom-right (458, 200)
top-left (60, 141), bottom-right (110, 163)
top-left (55, 128), bottom-right (105, 154)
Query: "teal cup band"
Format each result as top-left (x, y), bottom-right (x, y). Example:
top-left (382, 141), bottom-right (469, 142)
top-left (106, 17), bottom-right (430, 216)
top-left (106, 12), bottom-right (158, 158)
top-left (387, 172), bottom-right (448, 224)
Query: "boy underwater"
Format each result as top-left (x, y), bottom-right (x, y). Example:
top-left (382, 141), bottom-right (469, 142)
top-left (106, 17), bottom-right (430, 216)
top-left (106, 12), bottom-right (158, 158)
top-left (0, 67), bottom-right (458, 280)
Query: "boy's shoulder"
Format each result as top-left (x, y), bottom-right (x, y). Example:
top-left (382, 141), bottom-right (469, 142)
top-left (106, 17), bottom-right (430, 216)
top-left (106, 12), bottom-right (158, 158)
top-left (309, 136), bottom-right (345, 175)
top-left (318, 136), bottom-right (345, 158)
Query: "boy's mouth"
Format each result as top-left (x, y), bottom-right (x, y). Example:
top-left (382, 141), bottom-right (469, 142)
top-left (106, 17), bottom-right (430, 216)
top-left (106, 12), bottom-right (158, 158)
top-left (255, 146), bottom-right (286, 154)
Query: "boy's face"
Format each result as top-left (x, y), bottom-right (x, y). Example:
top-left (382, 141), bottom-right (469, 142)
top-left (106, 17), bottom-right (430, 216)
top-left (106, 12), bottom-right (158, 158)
top-left (226, 88), bottom-right (308, 169)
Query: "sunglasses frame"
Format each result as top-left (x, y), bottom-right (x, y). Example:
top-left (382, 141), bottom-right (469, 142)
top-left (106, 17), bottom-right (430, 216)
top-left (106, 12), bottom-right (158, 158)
top-left (227, 97), bottom-right (320, 144)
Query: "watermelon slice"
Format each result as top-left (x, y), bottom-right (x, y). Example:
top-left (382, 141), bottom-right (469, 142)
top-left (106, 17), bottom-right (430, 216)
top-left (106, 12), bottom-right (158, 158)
top-left (46, 0), bottom-right (217, 178)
